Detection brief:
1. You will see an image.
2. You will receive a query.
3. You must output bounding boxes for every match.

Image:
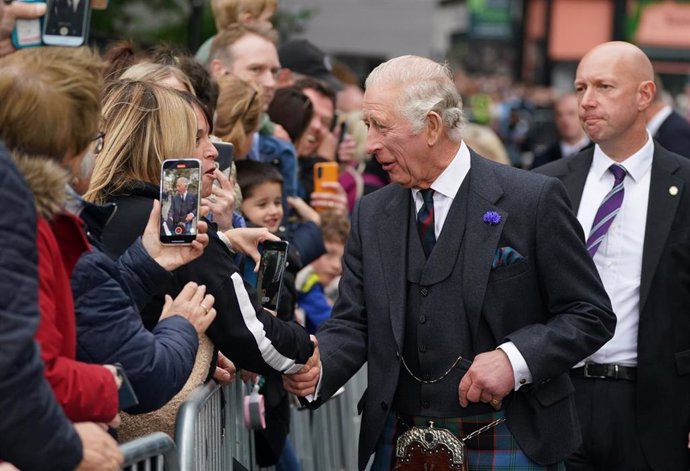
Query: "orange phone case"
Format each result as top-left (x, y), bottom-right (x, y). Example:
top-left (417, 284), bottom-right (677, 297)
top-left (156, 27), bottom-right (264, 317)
top-left (313, 162), bottom-right (339, 194)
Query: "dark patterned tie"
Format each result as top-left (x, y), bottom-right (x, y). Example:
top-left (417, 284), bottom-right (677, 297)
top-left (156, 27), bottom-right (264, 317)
top-left (586, 164), bottom-right (627, 257)
top-left (417, 189), bottom-right (436, 258)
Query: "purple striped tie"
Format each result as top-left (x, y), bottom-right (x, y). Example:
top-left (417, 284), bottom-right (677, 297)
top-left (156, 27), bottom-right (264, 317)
top-left (586, 164), bottom-right (627, 257)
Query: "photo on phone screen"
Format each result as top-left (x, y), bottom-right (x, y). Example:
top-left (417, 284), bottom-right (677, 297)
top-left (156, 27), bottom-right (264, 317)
top-left (42, 0), bottom-right (90, 46)
top-left (213, 141), bottom-right (235, 173)
top-left (256, 241), bottom-right (289, 310)
top-left (160, 159), bottom-right (201, 245)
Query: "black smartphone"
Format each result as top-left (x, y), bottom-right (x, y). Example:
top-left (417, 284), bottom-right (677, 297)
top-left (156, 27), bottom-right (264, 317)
top-left (114, 363), bottom-right (139, 411)
top-left (42, 0), bottom-right (91, 47)
top-left (213, 141), bottom-right (234, 172)
top-left (160, 159), bottom-right (201, 245)
top-left (256, 241), bottom-right (289, 310)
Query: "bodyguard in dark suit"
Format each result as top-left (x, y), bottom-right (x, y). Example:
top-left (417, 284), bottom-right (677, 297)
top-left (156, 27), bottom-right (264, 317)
top-left (285, 55), bottom-right (615, 470)
top-left (646, 76), bottom-right (690, 159)
top-left (166, 176), bottom-right (197, 234)
top-left (536, 41), bottom-right (690, 471)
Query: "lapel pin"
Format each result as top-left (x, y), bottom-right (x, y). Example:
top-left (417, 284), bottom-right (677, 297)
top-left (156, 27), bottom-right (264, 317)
top-left (483, 211), bottom-right (501, 225)
top-left (669, 186), bottom-right (679, 196)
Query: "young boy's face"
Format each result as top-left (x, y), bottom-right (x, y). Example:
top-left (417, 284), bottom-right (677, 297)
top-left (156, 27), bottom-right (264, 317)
top-left (241, 181), bottom-right (283, 232)
top-left (311, 241), bottom-right (344, 287)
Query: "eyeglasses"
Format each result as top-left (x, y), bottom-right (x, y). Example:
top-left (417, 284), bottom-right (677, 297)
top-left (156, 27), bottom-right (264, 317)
top-left (92, 131), bottom-right (105, 154)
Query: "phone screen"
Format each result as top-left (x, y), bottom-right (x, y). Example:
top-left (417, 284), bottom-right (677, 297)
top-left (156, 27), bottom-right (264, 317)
top-left (160, 159), bottom-right (201, 245)
top-left (213, 142), bottom-right (234, 172)
top-left (43, 0), bottom-right (89, 45)
top-left (256, 241), bottom-right (289, 310)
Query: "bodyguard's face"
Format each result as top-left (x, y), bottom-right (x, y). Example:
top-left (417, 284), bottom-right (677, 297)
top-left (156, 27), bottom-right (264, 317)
top-left (363, 83), bottom-right (430, 189)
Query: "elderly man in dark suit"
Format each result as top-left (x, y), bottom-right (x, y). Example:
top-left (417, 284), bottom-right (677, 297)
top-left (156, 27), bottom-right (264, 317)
top-left (285, 55), bottom-right (615, 471)
top-left (536, 41), bottom-right (690, 471)
top-left (166, 176), bottom-right (197, 235)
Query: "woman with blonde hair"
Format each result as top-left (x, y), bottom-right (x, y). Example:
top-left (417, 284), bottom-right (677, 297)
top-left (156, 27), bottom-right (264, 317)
top-left (120, 62), bottom-right (195, 94)
top-left (88, 79), bottom-right (315, 437)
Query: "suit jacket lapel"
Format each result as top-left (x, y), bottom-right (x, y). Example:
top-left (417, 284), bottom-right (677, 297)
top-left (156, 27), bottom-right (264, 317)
top-left (560, 150), bottom-right (593, 214)
top-left (378, 186), bottom-right (411, 353)
top-left (462, 154), bottom-right (506, 341)
top-left (640, 145), bottom-right (683, 312)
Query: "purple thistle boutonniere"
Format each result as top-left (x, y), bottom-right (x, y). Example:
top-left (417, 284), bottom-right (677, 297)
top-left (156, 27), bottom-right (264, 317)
top-left (483, 211), bottom-right (501, 225)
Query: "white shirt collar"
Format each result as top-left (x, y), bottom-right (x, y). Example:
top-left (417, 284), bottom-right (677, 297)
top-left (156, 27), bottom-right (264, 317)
top-left (646, 105), bottom-right (673, 137)
top-left (411, 141), bottom-right (471, 200)
top-left (560, 135), bottom-right (590, 159)
top-left (591, 131), bottom-right (654, 183)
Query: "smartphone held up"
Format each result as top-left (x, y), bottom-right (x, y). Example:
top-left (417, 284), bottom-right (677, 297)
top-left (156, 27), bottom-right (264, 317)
top-left (160, 159), bottom-right (202, 245)
top-left (11, 0), bottom-right (91, 49)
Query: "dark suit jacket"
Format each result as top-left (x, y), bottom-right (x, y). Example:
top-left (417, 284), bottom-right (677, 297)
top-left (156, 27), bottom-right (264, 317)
top-left (531, 140), bottom-right (593, 170)
top-left (166, 192), bottom-right (197, 230)
top-left (655, 110), bottom-right (690, 159)
top-left (535, 143), bottom-right (690, 471)
top-left (312, 152), bottom-right (616, 470)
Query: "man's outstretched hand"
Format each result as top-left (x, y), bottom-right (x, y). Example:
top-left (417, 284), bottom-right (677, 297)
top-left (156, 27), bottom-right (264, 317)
top-left (283, 335), bottom-right (321, 397)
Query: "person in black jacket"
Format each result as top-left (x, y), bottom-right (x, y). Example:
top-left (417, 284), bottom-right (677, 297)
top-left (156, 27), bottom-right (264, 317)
top-left (85, 80), bottom-right (315, 378)
top-left (646, 75), bottom-right (690, 159)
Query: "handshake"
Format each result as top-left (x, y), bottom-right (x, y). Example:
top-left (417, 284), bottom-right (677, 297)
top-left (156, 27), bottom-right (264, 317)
top-left (282, 335), bottom-right (321, 398)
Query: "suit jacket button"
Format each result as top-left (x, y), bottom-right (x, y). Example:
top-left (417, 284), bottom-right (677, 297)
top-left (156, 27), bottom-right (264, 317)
top-left (419, 315), bottom-right (426, 324)
top-left (381, 401), bottom-right (388, 411)
top-left (420, 287), bottom-right (429, 296)
top-left (422, 400), bottom-right (430, 409)
top-left (419, 344), bottom-right (427, 353)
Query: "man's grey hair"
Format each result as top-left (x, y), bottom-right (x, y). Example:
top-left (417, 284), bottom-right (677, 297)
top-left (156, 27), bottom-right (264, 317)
top-left (176, 176), bottom-right (189, 186)
top-left (365, 55), bottom-right (465, 143)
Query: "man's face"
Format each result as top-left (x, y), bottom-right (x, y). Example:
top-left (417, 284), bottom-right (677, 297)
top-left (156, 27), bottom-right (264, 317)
top-left (363, 83), bottom-right (430, 189)
top-left (176, 180), bottom-right (187, 194)
top-left (554, 95), bottom-right (584, 143)
top-left (228, 34), bottom-right (280, 108)
top-left (574, 52), bottom-right (643, 149)
top-left (296, 87), bottom-right (335, 157)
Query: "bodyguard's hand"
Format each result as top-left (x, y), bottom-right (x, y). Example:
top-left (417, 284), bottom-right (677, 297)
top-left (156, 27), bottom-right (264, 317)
top-left (142, 200), bottom-right (209, 271)
top-left (201, 169), bottom-right (236, 231)
top-left (222, 227), bottom-right (280, 269)
top-left (74, 422), bottom-right (123, 471)
top-left (283, 335), bottom-right (320, 397)
top-left (159, 282), bottom-right (216, 334)
top-left (458, 349), bottom-right (513, 409)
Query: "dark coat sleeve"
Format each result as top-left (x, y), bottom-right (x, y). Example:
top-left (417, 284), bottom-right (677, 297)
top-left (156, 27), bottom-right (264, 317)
top-left (72, 245), bottom-right (199, 413)
top-left (0, 146), bottom-right (83, 470)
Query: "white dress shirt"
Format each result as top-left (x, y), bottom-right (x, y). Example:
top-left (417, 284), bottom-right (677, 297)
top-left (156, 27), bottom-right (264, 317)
top-left (560, 135), bottom-right (590, 159)
top-left (574, 133), bottom-right (654, 367)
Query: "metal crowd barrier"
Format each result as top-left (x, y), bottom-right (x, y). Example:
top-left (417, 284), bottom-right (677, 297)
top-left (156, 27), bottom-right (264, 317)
top-left (175, 379), bottom-right (254, 471)
top-left (120, 431), bottom-right (179, 471)
top-left (122, 364), bottom-right (368, 470)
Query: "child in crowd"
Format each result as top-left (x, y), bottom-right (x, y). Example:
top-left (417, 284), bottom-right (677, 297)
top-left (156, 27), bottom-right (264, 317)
top-left (195, 0), bottom-right (277, 64)
top-left (235, 159), bottom-right (319, 471)
top-left (295, 211), bottom-right (350, 334)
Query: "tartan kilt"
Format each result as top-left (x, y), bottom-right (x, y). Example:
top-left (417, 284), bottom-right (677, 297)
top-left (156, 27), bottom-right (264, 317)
top-left (371, 411), bottom-right (565, 471)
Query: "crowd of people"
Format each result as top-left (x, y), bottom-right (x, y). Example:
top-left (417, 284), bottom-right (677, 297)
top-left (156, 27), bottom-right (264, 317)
top-left (1, 1), bottom-right (689, 471)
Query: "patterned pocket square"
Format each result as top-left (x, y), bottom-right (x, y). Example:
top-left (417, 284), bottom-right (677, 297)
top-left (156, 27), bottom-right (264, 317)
top-left (492, 247), bottom-right (524, 269)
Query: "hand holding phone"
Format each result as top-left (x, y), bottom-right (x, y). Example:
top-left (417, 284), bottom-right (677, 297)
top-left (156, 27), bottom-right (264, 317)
top-left (113, 363), bottom-right (139, 411)
top-left (8, 0), bottom-right (46, 49)
top-left (212, 141), bottom-right (234, 173)
top-left (160, 159), bottom-right (201, 245)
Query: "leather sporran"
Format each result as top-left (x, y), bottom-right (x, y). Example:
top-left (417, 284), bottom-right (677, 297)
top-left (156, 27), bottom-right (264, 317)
top-left (393, 423), bottom-right (467, 471)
